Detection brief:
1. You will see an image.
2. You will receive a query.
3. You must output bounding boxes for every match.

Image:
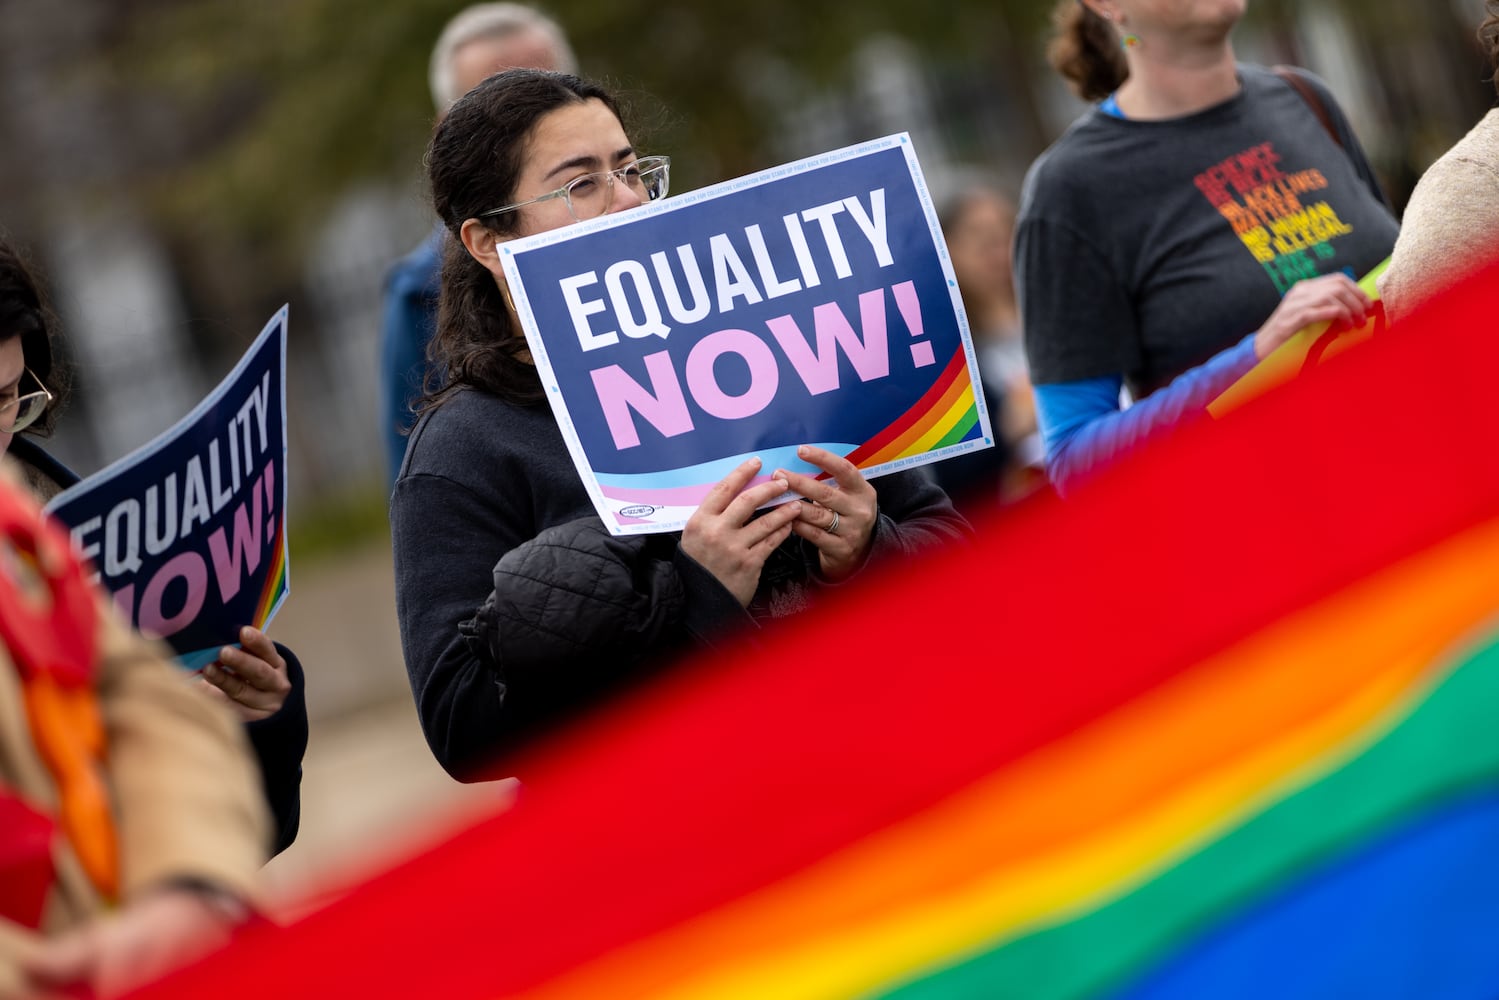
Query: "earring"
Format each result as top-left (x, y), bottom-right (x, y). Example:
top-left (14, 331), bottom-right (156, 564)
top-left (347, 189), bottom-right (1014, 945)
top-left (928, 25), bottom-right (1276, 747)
top-left (1121, 32), bottom-right (1140, 50)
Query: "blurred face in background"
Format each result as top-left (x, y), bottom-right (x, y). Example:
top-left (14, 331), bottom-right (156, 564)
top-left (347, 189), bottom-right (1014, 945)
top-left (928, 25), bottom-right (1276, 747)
top-left (946, 189), bottom-right (1016, 309)
top-left (0, 336), bottom-right (24, 456)
top-left (1088, 0), bottom-right (1246, 42)
top-left (451, 29), bottom-right (564, 101)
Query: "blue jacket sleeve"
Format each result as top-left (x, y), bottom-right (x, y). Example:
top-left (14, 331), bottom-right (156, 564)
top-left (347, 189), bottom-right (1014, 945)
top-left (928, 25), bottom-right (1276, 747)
top-left (1037, 333), bottom-right (1260, 495)
top-left (378, 238), bottom-right (442, 490)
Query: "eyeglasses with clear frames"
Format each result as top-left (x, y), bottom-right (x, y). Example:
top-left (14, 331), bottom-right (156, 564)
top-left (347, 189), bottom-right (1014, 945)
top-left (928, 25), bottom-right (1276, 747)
top-left (0, 368), bottom-right (53, 435)
top-left (477, 155), bottom-right (670, 224)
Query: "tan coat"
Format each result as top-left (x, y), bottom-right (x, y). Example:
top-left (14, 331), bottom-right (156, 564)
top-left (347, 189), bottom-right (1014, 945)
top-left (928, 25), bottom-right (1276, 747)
top-left (1379, 108), bottom-right (1499, 323)
top-left (0, 569), bottom-right (269, 992)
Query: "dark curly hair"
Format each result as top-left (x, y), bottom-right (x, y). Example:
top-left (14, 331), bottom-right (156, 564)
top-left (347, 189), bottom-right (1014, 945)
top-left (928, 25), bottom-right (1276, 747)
top-left (1047, 0), bottom-right (1128, 103)
top-left (0, 239), bottom-right (70, 436)
top-left (421, 69), bottom-right (624, 411)
top-left (1482, 1), bottom-right (1499, 96)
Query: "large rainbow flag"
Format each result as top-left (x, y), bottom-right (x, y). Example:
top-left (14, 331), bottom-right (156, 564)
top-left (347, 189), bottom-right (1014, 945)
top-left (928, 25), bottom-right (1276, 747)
top-left (142, 265), bottom-right (1499, 998)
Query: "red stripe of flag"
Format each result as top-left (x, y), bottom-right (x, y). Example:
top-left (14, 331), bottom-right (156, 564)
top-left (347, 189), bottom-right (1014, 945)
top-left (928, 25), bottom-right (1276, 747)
top-left (139, 265), bottom-right (1499, 999)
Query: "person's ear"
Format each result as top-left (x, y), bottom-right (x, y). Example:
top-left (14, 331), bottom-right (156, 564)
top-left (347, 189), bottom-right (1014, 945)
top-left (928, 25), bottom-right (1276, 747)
top-left (459, 218), bottom-right (508, 283)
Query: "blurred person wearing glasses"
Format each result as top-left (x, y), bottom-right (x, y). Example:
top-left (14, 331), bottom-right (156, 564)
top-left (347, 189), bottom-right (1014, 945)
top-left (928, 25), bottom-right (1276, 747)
top-left (0, 239), bottom-right (307, 856)
top-left (0, 246), bottom-right (71, 502)
top-left (379, 2), bottom-right (577, 490)
top-left (392, 70), bottom-right (967, 781)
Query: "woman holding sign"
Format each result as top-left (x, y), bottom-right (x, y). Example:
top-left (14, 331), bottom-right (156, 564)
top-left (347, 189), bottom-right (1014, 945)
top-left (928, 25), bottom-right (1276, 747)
top-left (1017, 0), bottom-right (1398, 495)
top-left (392, 69), bottom-right (967, 780)
top-left (0, 238), bottom-right (307, 855)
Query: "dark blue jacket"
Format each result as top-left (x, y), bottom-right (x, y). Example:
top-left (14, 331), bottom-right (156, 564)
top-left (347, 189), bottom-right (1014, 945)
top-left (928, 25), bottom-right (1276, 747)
top-left (378, 226), bottom-right (444, 490)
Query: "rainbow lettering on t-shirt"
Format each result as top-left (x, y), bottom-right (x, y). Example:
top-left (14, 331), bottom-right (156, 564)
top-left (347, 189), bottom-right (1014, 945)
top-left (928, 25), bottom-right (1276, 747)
top-left (1194, 141), bottom-right (1354, 294)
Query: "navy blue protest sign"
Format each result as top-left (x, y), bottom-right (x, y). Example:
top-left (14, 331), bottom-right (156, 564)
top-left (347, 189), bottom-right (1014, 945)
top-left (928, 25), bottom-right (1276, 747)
top-left (501, 134), bottom-right (993, 535)
top-left (46, 308), bottom-right (290, 668)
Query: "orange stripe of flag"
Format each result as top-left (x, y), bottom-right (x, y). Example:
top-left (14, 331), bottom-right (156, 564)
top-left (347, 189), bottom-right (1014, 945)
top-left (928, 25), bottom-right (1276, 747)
top-left (523, 516), bottom-right (1499, 999)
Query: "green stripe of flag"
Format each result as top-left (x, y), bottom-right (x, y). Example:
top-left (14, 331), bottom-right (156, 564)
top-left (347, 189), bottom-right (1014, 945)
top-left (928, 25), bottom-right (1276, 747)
top-left (878, 631), bottom-right (1499, 1000)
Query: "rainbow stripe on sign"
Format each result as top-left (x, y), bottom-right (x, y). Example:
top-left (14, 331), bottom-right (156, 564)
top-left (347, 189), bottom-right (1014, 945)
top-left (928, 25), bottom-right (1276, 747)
top-left (843, 347), bottom-right (979, 469)
top-left (598, 347), bottom-right (980, 516)
top-left (136, 264), bottom-right (1499, 1000)
top-left (251, 516), bottom-right (288, 631)
top-left (175, 512), bottom-right (288, 671)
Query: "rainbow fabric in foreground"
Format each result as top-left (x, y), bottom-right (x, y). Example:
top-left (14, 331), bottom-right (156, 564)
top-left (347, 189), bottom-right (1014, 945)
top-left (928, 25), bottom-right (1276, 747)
top-left (1207, 257), bottom-right (1390, 416)
top-left (142, 265), bottom-right (1499, 998)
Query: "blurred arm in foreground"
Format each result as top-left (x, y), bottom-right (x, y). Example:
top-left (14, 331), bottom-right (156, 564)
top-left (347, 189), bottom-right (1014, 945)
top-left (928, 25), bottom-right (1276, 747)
top-left (0, 466), bottom-right (268, 999)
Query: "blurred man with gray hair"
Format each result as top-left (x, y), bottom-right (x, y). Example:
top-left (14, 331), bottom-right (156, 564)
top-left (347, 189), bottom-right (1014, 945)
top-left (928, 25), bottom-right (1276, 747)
top-left (428, 3), bottom-right (576, 113)
top-left (379, 4), bottom-right (576, 487)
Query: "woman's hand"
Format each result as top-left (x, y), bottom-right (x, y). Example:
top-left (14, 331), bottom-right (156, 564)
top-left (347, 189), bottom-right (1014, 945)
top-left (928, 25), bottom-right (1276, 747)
top-left (681, 457), bottom-right (803, 606)
top-left (1254, 272), bottom-right (1372, 359)
top-left (774, 445), bottom-right (880, 582)
top-left (200, 626), bottom-right (291, 723)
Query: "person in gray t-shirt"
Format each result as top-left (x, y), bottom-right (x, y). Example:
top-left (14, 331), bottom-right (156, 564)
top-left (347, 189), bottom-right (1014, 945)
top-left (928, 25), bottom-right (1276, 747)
top-left (1017, 1), bottom-right (1397, 495)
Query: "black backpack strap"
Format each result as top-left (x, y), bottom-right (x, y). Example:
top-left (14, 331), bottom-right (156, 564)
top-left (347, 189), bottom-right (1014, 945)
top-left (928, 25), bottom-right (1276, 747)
top-left (1272, 64), bottom-right (1343, 149)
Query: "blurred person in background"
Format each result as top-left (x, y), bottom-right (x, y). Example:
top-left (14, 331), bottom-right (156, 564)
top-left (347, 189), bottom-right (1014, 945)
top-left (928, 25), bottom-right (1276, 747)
top-left (1018, 0), bottom-right (1398, 495)
top-left (1379, 1), bottom-right (1499, 323)
top-left (378, 3), bottom-right (577, 489)
top-left (0, 238), bottom-right (306, 855)
top-left (931, 174), bottom-right (1044, 516)
top-left (392, 70), bottom-right (968, 781)
top-left (0, 466), bottom-right (267, 999)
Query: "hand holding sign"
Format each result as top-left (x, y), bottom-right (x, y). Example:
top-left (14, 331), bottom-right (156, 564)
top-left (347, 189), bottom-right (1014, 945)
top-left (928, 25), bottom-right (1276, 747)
top-left (680, 457), bottom-right (802, 607)
top-left (1252, 272), bottom-right (1371, 360)
top-left (776, 445), bottom-right (879, 582)
top-left (199, 625), bottom-right (290, 722)
top-left (1209, 259), bottom-right (1389, 417)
